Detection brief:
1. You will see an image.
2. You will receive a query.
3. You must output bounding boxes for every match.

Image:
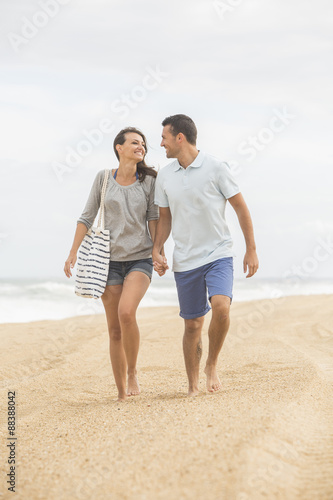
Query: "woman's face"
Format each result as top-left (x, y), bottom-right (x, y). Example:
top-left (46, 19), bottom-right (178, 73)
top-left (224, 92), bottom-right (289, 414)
top-left (117, 132), bottom-right (146, 162)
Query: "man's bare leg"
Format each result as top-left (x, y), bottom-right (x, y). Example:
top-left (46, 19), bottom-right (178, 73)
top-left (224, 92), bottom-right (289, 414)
top-left (183, 317), bottom-right (205, 396)
top-left (204, 295), bottom-right (231, 392)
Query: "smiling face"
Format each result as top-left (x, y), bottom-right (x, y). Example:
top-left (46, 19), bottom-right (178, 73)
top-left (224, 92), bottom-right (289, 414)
top-left (160, 125), bottom-right (181, 158)
top-left (116, 132), bottom-right (146, 162)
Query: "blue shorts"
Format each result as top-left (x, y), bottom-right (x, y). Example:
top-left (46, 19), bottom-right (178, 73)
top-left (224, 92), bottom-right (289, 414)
top-left (174, 257), bottom-right (233, 319)
top-left (106, 258), bottom-right (153, 286)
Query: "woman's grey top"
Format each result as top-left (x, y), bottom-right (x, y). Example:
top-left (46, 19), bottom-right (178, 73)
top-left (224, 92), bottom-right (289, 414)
top-left (77, 170), bottom-right (159, 261)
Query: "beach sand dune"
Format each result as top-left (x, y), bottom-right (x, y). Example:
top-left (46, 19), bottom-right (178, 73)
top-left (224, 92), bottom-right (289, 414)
top-left (0, 295), bottom-right (332, 500)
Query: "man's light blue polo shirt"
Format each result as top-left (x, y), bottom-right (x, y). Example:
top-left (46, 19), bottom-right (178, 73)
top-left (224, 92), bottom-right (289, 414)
top-left (154, 151), bottom-right (240, 272)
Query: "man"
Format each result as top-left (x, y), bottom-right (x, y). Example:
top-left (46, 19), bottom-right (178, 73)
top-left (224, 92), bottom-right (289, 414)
top-left (152, 114), bottom-right (259, 396)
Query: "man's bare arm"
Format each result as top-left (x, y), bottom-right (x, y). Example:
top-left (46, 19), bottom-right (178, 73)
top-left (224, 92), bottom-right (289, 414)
top-left (228, 193), bottom-right (259, 278)
top-left (152, 207), bottom-right (172, 276)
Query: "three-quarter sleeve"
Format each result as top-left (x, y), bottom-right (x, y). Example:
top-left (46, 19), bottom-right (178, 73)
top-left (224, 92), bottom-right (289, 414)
top-left (146, 176), bottom-right (159, 221)
top-left (77, 170), bottom-right (104, 230)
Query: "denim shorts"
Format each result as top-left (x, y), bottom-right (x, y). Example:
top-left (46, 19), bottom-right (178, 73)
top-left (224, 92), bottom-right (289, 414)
top-left (106, 258), bottom-right (153, 286)
top-left (174, 257), bottom-right (234, 319)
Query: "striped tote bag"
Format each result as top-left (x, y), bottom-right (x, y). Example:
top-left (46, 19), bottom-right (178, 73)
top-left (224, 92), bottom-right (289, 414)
top-left (75, 170), bottom-right (110, 298)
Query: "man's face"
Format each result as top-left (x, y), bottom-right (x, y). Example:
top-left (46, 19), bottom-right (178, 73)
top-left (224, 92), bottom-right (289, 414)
top-left (160, 125), bottom-right (179, 158)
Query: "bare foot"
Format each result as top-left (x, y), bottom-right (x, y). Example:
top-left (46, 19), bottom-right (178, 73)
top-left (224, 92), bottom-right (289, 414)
top-left (127, 373), bottom-right (140, 396)
top-left (187, 384), bottom-right (199, 397)
top-left (117, 392), bottom-right (127, 402)
top-left (204, 365), bottom-right (221, 392)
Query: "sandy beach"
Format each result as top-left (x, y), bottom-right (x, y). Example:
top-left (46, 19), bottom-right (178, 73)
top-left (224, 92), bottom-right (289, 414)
top-left (1, 295), bottom-right (332, 500)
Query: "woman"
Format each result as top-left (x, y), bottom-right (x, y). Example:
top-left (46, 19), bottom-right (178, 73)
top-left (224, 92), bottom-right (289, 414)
top-left (64, 127), bottom-right (159, 401)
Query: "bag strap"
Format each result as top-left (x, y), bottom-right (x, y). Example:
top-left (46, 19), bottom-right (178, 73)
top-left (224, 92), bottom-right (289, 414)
top-left (97, 169), bottom-right (110, 230)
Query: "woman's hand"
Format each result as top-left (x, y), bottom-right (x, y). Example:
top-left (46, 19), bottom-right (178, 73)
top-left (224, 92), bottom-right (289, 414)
top-left (64, 252), bottom-right (77, 278)
top-left (153, 252), bottom-right (169, 277)
top-left (64, 224), bottom-right (88, 278)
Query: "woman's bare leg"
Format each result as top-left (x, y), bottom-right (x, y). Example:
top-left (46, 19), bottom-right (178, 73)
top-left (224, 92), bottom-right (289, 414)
top-left (101, 285), bottom-right (127, 401)
top-left (118, 271), bottom-right (150, 396)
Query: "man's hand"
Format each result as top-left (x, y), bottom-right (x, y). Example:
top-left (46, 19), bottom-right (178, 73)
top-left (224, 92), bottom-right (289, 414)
top-left (153, 252), bottom-right (169, 277)
top-left (243, 248), bottom-right (259, 278)
top-left (152, 207), bottom-right (172, 276)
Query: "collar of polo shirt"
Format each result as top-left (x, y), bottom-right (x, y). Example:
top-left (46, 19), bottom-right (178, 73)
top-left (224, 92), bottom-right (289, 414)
top-left (173, 150), bottom-right (205, 171)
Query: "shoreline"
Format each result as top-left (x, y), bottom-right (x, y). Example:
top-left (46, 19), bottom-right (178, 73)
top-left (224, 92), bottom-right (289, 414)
top-left (0, 292), bottom-right (332, 326)
top-left (1, 277), bottom-right (333, 324)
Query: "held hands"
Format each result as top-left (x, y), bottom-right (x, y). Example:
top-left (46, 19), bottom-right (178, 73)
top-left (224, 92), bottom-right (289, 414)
top-left (64, 253), bottom-right (77, 278)
top-left (243, 248), bottom-right (259, 278)
top-left (153, 252), bottom-right (169, 277)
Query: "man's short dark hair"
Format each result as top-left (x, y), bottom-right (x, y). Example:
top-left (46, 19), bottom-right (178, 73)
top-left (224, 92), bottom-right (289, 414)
top-left (162, 114), bottom-right (197, 145)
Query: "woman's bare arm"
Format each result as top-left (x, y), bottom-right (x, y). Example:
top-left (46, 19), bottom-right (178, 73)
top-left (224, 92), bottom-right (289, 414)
top-left (64, 223), bottom-right (88, 278)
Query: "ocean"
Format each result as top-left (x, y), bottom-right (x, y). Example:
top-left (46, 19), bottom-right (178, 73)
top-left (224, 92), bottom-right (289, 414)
top-left (0, 277), bottom-right (332, 324)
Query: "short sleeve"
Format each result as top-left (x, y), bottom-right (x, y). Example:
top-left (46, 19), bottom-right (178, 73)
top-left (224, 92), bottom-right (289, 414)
top-left (154, 170), bottom-right (169, 207)
top-left (217, 162), bottom-right (240, 199)
top-left (77, 170), bottom-right (104, 229)
top-left (146, 177), bottom-right (159, 221)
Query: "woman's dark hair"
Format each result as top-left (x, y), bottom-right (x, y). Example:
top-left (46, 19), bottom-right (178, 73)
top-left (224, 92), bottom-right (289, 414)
top-left (113, 127), bottom-right (157, 181)
top-left (162, 114), bottom-right (197, 145)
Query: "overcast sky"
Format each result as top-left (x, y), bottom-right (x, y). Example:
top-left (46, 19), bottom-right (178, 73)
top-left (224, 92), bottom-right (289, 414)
top-left (0, 0), bottom-right (332, 280)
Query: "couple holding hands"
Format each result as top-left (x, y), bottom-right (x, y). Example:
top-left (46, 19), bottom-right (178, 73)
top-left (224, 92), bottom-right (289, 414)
top-left (64, 114), bottom-right (259, 401)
